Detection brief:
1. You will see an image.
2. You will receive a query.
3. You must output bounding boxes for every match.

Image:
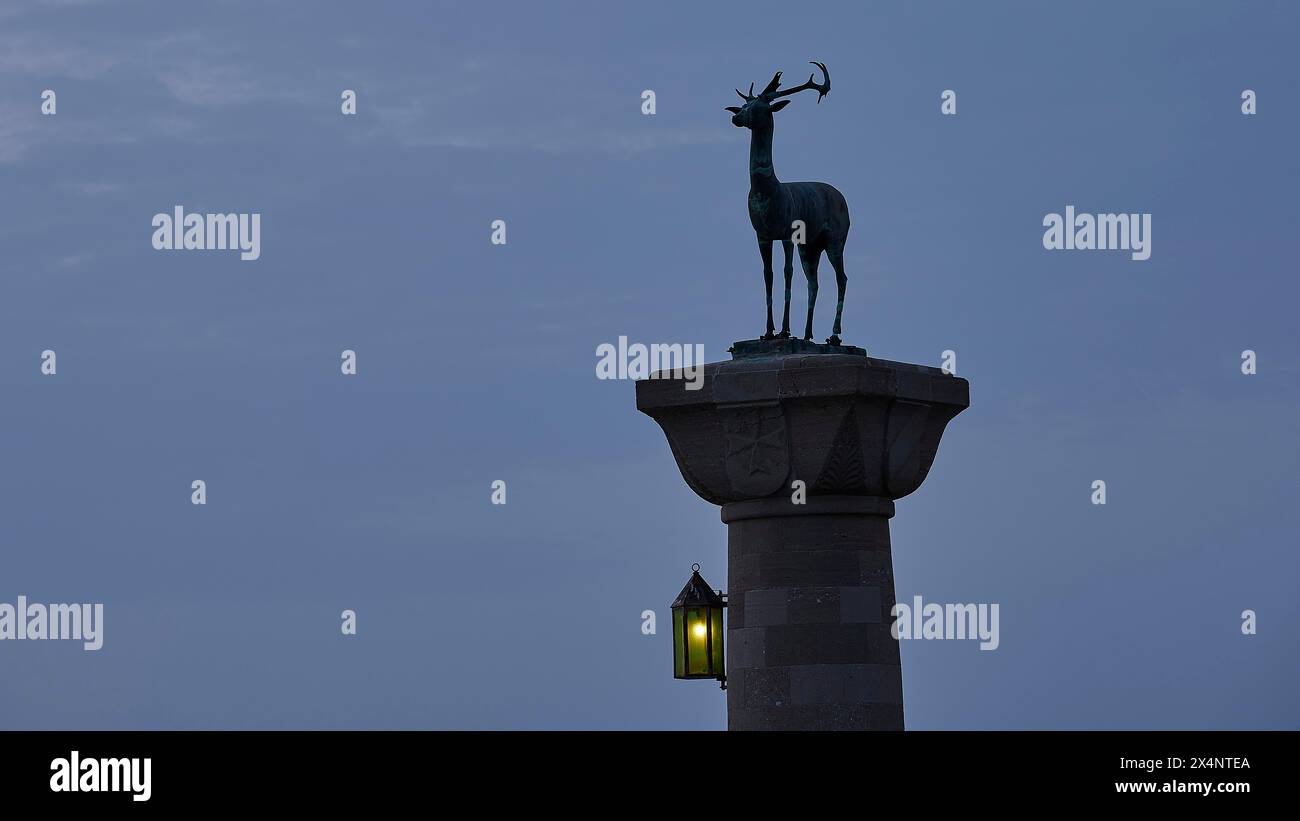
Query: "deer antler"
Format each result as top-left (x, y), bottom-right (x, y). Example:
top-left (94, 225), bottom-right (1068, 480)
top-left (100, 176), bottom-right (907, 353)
top-left (766, 61), bottom-right (831, 103)
top-left (735, 82), bottom-right (755, 101)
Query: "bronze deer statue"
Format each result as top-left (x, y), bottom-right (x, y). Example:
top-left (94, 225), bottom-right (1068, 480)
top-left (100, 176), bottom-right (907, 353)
top-left (726, 62), bottom-right (851, 344)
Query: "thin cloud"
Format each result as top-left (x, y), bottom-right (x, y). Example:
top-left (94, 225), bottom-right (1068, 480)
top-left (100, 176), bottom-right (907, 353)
top-left (0, 31), bottom-right (119, 77)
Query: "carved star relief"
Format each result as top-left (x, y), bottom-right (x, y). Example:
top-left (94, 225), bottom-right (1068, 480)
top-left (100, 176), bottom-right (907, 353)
top-left (727, 412), bottom-right (785, 476)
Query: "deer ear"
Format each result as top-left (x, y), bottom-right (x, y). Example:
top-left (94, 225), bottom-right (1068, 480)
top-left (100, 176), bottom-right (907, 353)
top-left (769, 99), bottom-right (791, 112)
top-left (724, 106), bottom-right (742, 114)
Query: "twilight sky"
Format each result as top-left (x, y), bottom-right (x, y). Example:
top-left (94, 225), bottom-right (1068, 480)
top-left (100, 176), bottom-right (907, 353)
top-left (1, 0), bottom-right (1296, 729)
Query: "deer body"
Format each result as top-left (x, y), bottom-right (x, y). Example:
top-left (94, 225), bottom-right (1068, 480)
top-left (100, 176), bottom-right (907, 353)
top-left (727, 62), bottom-right (851, 344)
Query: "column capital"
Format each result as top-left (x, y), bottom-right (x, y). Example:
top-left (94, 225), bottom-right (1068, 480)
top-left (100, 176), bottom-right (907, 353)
top-left (636, 345), bottom-right (970, 507)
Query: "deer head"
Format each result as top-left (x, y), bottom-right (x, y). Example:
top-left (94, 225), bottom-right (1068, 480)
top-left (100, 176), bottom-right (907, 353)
top-left (725, 61), bottom-right (830, 129)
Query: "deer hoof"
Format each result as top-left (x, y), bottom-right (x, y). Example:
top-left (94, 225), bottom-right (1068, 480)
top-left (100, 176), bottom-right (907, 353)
top-left (777, 330), bottom-right (791, 339)
top-left (826, 335), bottom-right (842, 346)
top-left (760, 331), bottom-right (776, 341)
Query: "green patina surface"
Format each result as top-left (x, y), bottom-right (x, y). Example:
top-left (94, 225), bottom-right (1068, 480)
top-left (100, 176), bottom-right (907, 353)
top-left (726, 62), bottom-right (854, 347)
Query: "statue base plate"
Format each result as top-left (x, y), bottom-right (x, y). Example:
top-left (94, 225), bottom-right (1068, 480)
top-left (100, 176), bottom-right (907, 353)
top-left (728, 337), bottom-right (867, 359)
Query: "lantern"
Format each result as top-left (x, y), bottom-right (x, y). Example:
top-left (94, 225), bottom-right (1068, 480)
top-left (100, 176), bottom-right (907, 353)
top-left (671, 563), bottom-right (727, 688)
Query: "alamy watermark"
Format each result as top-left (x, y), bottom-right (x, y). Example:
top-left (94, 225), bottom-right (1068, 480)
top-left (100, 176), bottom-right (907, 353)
top-left (51, 751), bottom-right (150, 802)
top-left (152, 205), bottom-right (261, 261)
top-left (0, 596), bottom-right (103, 650)
top-left (891, 595), bottom-right (999, 651)
top-left (1042, 205), bottom-right (1151, 261)
top-left (596, 336), bottom-right (704, 390)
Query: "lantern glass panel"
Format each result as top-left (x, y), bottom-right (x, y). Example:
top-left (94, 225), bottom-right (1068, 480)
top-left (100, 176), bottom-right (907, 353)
top-left (710, 607), bottom-right (724, 673)
top-left (672, 608), bottom-right (686, 677)
top-left (685, 607), bottom-right (710, 676)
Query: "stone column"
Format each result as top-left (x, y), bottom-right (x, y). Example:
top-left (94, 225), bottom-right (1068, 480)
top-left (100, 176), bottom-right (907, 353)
top-left (636, 340), bottom-right (969, 730)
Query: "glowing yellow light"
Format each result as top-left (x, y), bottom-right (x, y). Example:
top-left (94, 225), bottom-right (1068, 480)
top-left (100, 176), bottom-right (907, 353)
top-left (692, 623), bottom-right (707, 639)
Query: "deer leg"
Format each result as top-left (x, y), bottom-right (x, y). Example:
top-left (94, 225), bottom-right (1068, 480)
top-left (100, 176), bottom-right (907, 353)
top-left (826, 241), bottom-right (848, 346)
top-left (759, 239), bottom-right (776, 340)
top-left (798, 243), bottom-right (821, 341)
top-left (779, 240), bottom-right (794, 338)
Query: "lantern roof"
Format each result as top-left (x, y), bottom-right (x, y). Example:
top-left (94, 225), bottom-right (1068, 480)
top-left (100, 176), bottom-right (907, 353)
top-left (671, 566), bottom-right (725, 609)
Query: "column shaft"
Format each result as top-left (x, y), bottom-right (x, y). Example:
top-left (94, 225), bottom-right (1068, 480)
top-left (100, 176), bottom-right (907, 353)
top-left (723, 496), bottom-right (903, 731)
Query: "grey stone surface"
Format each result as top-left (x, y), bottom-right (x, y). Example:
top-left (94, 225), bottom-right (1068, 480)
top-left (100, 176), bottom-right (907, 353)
top-left (729, 703), bottom-right (905, 731)
top-left (787, 586), bottom-right (841, 624)
top-left (839, 586), bottom-right (883, 624)
top-left (637, 350), bottom-right (968, 730)
top-left (636, 352), bottom-right (969, 506)
top-left (757, 624), bottom-right (875, 666)
top-left (742, 667), bottom-right (790, 709)
top-left (788, 664), bottom-right (904, 705)
top-left (729, 627), bottom-right (769, 669)
top-left (744, 588), bottom-right (790, 626)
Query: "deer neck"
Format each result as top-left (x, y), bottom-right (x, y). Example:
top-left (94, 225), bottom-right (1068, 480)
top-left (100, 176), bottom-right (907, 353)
top-left (748, 124), bottom-right (782, 202)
